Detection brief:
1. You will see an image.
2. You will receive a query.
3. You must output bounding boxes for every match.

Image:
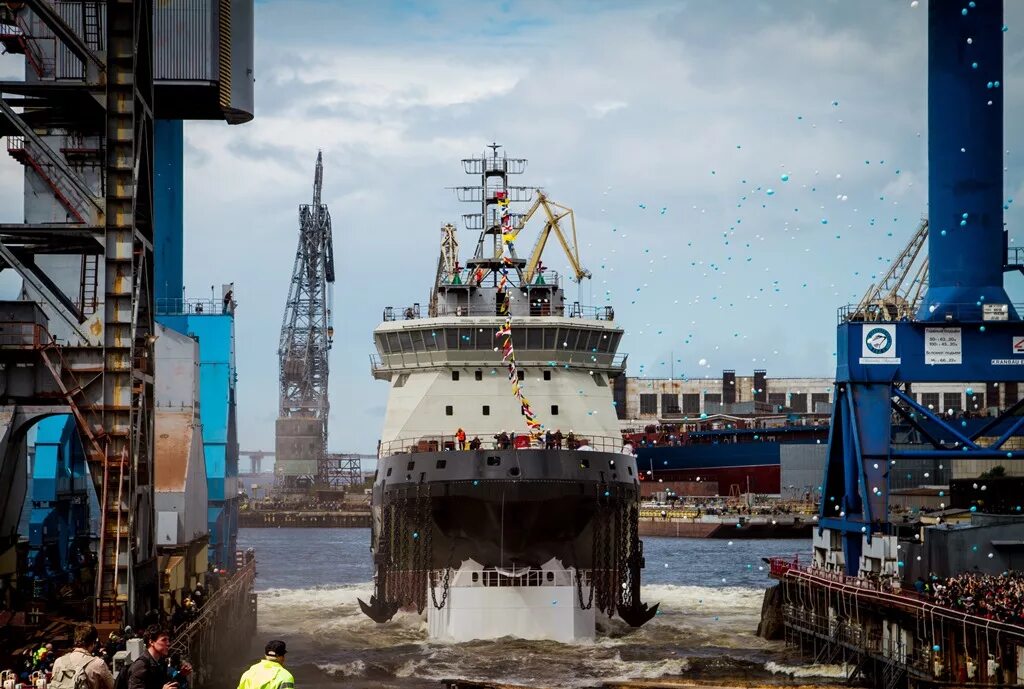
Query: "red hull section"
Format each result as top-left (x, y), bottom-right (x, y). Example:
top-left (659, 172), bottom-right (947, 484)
top-left (644, 465), bottom-right (780, 494)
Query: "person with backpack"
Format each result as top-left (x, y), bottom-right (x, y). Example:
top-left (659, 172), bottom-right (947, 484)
top-left (50, 624), bottom-right (113, 689)
top-left (123, 626), bottom-right (187, 689)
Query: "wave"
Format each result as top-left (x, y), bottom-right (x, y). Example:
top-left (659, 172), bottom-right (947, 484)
top-left (256, 582), bottom-right (801, 687)
top-left (766, 660), bottom-right (853, 678)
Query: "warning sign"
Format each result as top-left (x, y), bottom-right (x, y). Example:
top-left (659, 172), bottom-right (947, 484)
top-left (1013, 336), bottom-right (1024, 354)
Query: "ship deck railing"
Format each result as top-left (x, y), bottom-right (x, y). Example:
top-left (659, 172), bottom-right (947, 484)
top-left (768, 556), bottom-right (1024, 639)
top-left (369, 350), bottom-right (627, 375)
top-left (378, 432), bottom-right (633, 458)
top-left (640, 508), bottom-right (817, 521)
top-left (156, 297), bottom-right (234, 316)
top-left (836, 300), bottom-right (1024, 324)
top-left (382, 302), bottom-right (615, 321)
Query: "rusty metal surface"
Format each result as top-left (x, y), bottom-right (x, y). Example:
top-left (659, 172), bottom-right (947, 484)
top-left (155, 411), bottom-right (194, 491)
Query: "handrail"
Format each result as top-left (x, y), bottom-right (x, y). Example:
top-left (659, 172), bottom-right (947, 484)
top-left (370, 351), bottom-right (628, 373)
top-left (170, 556), bottom-right (256, 652)
top-left (156, 297), bottom-right (234, 316)
top-left (771, 558), bottom-right (1024, 638)
top-left (378, 432), bottom-right (632, 458)
top-left (383, 302), bottom-right (615, 321)
top-left (838, 301), bottom-right (1024, 324)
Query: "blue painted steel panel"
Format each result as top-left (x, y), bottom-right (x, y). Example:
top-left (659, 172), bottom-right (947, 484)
top-left (837, 321), bottom-right (1024, 383)
top-left (22, 415), bottom-right (91, 591)
top-left (921, 0), bottom-right (1012, 320)
top-left (156, 312), bottom-right (239, 567)
top-left (636, 442), bottom-right (782, 474)
top-left (154, 120), bottom-right (184, 305)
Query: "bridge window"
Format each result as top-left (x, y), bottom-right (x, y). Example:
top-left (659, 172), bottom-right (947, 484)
top-left (543, 370), bottom-right (552, 381)
top-left (475, 370), bottom-right (483, 381)
top-left (943, 393), bottom-right (962, 413)
top-left (551, 405), bottom-right (558, 415)
top-left (452, 370), bottom-right (460, 381)
top-left (639, 394), bottom-right (657, 415)
top-left (482, 405), bottom-right (490, 416)
top-left (445, 405), bottom-right (453, 416)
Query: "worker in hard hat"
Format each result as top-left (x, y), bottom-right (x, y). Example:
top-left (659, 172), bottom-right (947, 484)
top-left (236, 641), bottom-right (294, 689)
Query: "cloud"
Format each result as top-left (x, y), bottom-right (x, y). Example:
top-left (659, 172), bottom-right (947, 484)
top-left (6, 1), bottom-right (1024, 455)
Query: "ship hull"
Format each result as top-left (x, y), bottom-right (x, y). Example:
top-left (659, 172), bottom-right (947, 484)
top-left (364, 449), bottom-right (654, 640)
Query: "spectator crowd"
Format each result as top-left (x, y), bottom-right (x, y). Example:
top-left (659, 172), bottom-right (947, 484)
top-left (919, 571), bottom-right (1024, 626)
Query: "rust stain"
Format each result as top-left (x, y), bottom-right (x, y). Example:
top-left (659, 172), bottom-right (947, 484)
top-left (154, 412), bottom-right (193, 492)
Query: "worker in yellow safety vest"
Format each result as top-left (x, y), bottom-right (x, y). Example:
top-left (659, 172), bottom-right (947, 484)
top-left (236, 641), bottom-right (294, 689)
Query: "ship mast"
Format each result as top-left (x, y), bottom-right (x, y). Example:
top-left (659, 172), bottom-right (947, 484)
top-left (453, 143), bottom-right (533, 286)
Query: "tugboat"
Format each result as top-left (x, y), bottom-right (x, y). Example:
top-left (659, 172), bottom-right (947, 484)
top-left (358, 145), bottom-right (657, 641)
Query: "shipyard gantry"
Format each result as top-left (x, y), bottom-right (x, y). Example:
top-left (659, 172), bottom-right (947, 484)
top-left (766, 2), bottom-right (1024, 687)
top-left (0, 0), bottom-right (255, 655)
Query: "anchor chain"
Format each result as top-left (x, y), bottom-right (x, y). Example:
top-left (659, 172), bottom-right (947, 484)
top-left (575, 567), bottom-right (594, 610)
top-left (412, 486), bottom-right (427, 613)
top-left (620, 502), bottom-right (637, 608)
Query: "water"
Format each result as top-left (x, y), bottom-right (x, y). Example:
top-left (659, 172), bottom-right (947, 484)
top-left (237, 528), bottom-right (842, 688)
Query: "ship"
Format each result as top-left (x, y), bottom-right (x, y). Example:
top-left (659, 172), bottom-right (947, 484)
top-left (358, 145), bottom-right (657, 642)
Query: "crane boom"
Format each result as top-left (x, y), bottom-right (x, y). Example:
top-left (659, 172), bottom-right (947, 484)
top-left (508, 190), bottom-right (590, 283)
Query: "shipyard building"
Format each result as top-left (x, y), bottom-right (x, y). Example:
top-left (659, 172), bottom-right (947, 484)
top-left (615, 371), bottom-right (1022, 500)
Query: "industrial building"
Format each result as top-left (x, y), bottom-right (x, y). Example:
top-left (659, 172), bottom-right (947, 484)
top-left (617, 371), bottom-right (1017, 424)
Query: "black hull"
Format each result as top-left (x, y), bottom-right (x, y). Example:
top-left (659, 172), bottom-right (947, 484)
top-left (363, 449), bottom-right (656, 625)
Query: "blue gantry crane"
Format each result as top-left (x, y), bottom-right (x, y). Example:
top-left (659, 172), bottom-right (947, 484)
top-left (819, 0), bottom-right (1024, 574)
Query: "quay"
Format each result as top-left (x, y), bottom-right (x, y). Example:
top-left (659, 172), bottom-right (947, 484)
top-left (638, 511), bottom-right (812, 539)
top-left (762, 557), bottom-right (1024, 688)
top-left (238, 510), bottom-right (370, 528)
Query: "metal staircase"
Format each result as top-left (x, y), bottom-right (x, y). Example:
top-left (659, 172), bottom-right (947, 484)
top-left (6, 136), bottom-right (96, 223)
top-left (881, 653), bottom-right (907, 689)
top-left (79, 254), bottom-right (99, 316)
top-left (82, 2), bottom-right (101, 51)
top-left (0, 6), bottom-right (54, 78)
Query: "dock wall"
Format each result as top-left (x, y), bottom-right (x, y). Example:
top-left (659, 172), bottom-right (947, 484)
top-left (766, 559), bottom-right (1024, 688)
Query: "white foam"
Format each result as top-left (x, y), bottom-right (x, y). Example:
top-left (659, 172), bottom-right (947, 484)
top-left (765, 660), bottom-right (852, 678)
top-left (257, 582), bottom-right (777, 685)
top-left (315, 660), bottom-right (367, 678)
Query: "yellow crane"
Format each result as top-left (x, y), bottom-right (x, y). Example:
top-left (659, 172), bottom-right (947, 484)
top-left (504, 190), bottom-right (591, 284)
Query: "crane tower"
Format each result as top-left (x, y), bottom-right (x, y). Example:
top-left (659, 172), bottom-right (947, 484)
top-left (275, 152), bottom-right (336, 488)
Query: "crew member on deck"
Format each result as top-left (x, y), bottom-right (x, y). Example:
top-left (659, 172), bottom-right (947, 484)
top-left (455, 428), bottom-right (467, 451)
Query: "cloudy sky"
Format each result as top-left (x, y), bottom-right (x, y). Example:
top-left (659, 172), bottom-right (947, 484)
top-left (4, 1), bottom-right (1024, 457)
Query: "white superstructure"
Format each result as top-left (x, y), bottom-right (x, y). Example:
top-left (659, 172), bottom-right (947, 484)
top-left (373, 314), bottom-right (625, 446)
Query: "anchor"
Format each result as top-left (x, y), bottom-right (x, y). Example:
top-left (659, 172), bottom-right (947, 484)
top-left (358, 595), bottom-right (400, 623)
top-left (617, 600), bottom-right (660, 627)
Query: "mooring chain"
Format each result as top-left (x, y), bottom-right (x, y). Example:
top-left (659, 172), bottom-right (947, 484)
top-left (377, 501), bottom-right (393, 603)
top-left (621, 502), bottom-right (639, 608)
top-left (596, 491), bottom-right (614, 614)
top-left (616, 497), bottom-right (629, 608)
top-left (397, 494), bottom-right (410, 606)
top-left (575, 566), bottom-right (594, 610)
top-left (413, 488), bottom-right (428, 613)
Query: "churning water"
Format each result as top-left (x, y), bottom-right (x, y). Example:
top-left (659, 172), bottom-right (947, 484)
top-left (236, 528), bottom-right (841, 688)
